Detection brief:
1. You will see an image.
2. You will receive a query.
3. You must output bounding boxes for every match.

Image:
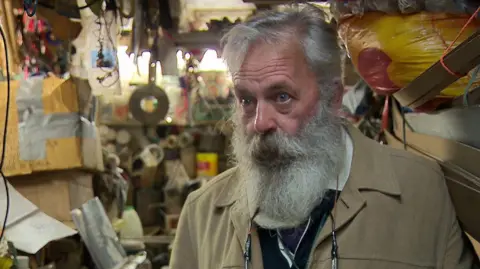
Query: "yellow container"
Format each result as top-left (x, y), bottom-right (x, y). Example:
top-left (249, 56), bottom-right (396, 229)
top-left (196, 153), bottom-right (218, 177)
top-left (0, 257), bottom-right (13, 269)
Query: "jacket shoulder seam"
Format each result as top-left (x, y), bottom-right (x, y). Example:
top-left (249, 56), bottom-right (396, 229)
top-left (388, 151), bottom-right (443, 176)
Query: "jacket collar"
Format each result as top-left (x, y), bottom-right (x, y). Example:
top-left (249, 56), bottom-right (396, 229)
top-left (214, 166), bottom-right (241, 208)
top-left (345, 124), bottom-right (401, 196)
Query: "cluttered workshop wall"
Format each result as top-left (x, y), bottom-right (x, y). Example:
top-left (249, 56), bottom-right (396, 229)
top-left (334, 0), bottom-right (480, 248)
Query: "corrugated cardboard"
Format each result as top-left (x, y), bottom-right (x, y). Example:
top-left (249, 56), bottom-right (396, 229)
top-left (0, 77), bottom-right (103, 176)
top-left (9, 170), bottom-right (94, 226)
top-left (384, 103), bottom-right (480, 242)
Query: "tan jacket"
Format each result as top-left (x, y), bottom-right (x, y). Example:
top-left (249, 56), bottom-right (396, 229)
top-left (170, 126), bottom-right (476, 269)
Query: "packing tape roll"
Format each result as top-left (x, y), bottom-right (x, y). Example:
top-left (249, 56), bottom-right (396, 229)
top-left (106, 153), bottom-right (121, 167)
top-left (132, 144), bottom-right (165, 170)
top-left (129, 84), bottom-right (170, 125)
top-left (116, 129), bottom-right (131, 145)
top-left (104, 143), bottom-right (116, 154)
top-left (106, 128), bottom-right (117, 141)
top-left (178, 132), bottom-right (194, 148)
top-left (166, 135), bottom-right (178, 149)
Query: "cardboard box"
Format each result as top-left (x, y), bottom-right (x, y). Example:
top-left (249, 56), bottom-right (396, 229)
top-left (0, 77), bottom-right (104, 176)
top-left (9, 170), bottom-right (94, 226)
top-left (384, 103), bottom-right (480, 243)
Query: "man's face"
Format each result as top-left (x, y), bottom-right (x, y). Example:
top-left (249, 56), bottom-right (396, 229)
top-left (232, 41), bottom-right (320, 137)
top-left (230, 40), bottom-right (345, 229)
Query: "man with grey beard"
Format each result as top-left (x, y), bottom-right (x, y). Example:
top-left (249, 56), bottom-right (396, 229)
top-left (170, 4), bottom-right (477, 269)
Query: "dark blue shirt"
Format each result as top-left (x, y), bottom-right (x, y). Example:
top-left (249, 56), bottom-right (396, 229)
top-left (257, 190), bottom-right (338, 269)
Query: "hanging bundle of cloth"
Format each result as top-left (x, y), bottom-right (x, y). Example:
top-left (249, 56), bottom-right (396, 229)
top-left (334, 0), bottom-right (480, 111)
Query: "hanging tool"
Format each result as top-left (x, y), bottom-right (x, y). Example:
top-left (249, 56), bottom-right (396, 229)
top-left (129, 31), bottom-right (170, 125)
top-left (117, 0), bottom-right (135, 18)
top-left (132, 0), bottom-right (144, 66)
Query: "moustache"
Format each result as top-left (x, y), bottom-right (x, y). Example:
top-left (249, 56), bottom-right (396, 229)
top-left (247, 131), bottom-right (304, 166)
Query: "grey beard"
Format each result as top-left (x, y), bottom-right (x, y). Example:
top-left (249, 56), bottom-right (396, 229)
top-left (231, 103), bottom-right (345, 229)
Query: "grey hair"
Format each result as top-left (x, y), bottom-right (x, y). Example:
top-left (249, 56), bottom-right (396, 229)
top-left (221, 4), bottom-right (341, 103)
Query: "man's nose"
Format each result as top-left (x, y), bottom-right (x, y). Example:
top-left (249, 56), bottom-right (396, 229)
top-left (253, 102), bottom-right (277, 134)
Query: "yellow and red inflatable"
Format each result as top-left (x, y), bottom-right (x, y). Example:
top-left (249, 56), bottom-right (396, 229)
top-left (338, 12), bottom-right (480, 96)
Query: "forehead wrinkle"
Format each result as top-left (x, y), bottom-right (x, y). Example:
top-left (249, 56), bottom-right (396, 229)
top-left (234, 69), bottom-right (293, 86)
top-left (233, 58), bottom-right (292, 82)
top-left (232, 61), bottom-right (290, 81)
top-left (235, 68), bottom-right (291, 81)
top-left (240, 57), bottom-right (291, 72)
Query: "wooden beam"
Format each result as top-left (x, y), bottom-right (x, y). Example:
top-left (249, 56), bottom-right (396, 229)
top-left (172, 31), bottom-right (222, 50)
top-left (255, 4), bottom-right (272, 10)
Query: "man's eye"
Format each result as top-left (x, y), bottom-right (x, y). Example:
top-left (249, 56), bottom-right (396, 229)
top-left (276, 93), bottom-right (291, 103)
top-left (241, 98), bottom-right (253, 106)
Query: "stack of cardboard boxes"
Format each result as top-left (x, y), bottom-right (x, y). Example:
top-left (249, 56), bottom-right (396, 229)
top-left (0, 77), bottom-right (104, 227)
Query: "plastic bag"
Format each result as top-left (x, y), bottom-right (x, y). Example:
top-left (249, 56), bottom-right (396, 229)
top-left (398, 0), bottom-right (424, 13)
top-left (338, 12), bottom-right (480, 96)
top-left (330, 0), bottom-right (364, 20)
top-left (74, 5), bottom-right (121, 95)
top-left (364, 0), bottom-right (400, 13)
top-left (425, 0), bottom-right (464, 13)
top-left (454, 0), bottom-right (480, 16)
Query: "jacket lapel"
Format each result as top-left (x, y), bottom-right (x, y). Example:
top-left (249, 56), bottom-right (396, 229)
top-left (312, 125), bottom-right (402, 250)
top-left (229, 191), bottom-right (264, 269)
top-left (313, 181), bottom-right (366, 248)
top-left (215, 169), bottom-right (264, 269)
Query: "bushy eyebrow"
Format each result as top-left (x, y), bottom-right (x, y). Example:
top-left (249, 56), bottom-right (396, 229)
top-left (266, 82), bottom-right (290, 92)
top-left (234, 82), bottom-right (292, 97)
top-left (233, 86), bottom-right (250, 97)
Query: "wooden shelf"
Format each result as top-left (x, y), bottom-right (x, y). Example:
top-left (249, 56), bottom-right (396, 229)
top-left (119, 31), bottom-right (222, 50)
top-left (172, 31), bottom-right (222, 49)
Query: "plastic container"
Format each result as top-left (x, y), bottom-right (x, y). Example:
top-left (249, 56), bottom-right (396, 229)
top-left (120, 206), bottom-right (144, 239)
top-left (196, 152), bottom-right (219, 177)
top-left (16, 256), bottom-right (30, 269)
